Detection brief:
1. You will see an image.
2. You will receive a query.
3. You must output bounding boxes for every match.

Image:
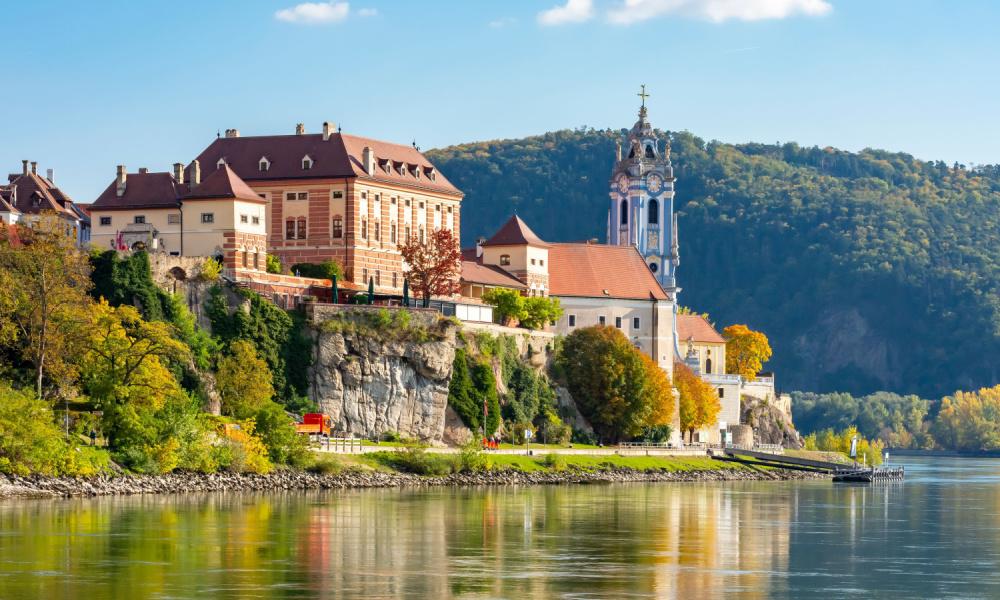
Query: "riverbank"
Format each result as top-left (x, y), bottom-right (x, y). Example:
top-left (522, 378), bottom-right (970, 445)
top-left (0, 460), bottom-right (827, 499)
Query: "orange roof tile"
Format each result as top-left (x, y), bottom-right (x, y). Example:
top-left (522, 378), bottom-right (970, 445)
top-left (548, 243), bottom-right (667, 301)
top-left (483, 215), bottom-right (550, 247)
top-left (676, 314), bottom-right (725, 344)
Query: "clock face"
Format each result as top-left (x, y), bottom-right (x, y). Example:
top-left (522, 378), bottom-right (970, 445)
top-left (617, 175), bottom-right (629, 194)
top-left (647, 174), bottom-right (663, 194)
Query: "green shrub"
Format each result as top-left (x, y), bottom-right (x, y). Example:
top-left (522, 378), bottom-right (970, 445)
top-left (384, 447), bottom-right (456, 476)
top-left (291, 260), bottom-right (342, 280)
top-left (457, 441), bottom-right (491, 473)
top-left (0, 383), bottom-right (72, 476)
top-left (306, 455), bottom-right (344, 475)
top-left (542, 452), bottom-right (567, 471)
top-left (266, 254), bottom-right (283, 274)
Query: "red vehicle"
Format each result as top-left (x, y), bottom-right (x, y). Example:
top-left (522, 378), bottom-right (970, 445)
top-left (295, 413), bottom-right (332, 436)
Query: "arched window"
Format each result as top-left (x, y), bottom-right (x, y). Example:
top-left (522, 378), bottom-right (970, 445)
top-left (648, 198), bottom-right (659, 224)
top-left (285, 219), bottom-right (295, 240)
top-left (332, 216), bottom-right (343, 238)
top-left (645, 144), bottom-right (655, 158)
top-left (705, 358), bottom-right (713, 374)
top-left (297, 217), bottom-right (307, 239)
top-left (620, 199), bottom-right (628, 225)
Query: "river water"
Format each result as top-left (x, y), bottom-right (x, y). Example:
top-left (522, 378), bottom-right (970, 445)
top-left (0, 456), bottom-right (997, 599)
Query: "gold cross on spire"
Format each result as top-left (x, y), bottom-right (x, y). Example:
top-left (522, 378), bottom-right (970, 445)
top-left (637, 84), bottom-right (650, 108)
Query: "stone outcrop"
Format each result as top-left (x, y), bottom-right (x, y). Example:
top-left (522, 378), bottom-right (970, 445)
top-left (742, 396), bottom-right (803, 449)
top-left (309, 313), bottom-right (459, 442)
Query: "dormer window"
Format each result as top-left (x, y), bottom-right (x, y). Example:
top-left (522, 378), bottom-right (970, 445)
top-left (217, 158), bottom-right (226, 170)
top-left (302, 155), bottom-right (313, 170)
top-left (395, 161), bottom-right (405, 175)
top-left (259, 157), bottom-right (270, 172)
top-left (414, 166), bottom-right (422, 179)
top-left (426, 167), bottom-right (436, 181)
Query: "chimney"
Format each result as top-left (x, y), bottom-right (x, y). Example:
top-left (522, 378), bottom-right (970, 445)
top-left (295, 123), bottom-right (305, 135)
top-left (21, 160), bottom-right (28, 175)
top-left (362, 146), bottom-right (374, 175)
top-left (173, 162), bottom-right (184, 184)
top-left (225, 128), bottom-right (240, 138)
top-left (138, 167), bottom-right (149, 174)
top-left (322, 121), bottom-right (334, 141)
top-left (30, 161), bottom-right (37, 175)
top-left (187, 160), bottom-right (201, 188)
top-left (46, 168), bottom-right (54, 184)
top-left (476, 236), bottom-right (486, 258)
top-left (116, 165), bottom-right (127, 197)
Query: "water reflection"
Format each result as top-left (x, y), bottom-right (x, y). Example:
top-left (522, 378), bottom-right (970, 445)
top-left (1, 458), bottom-right (999, 598)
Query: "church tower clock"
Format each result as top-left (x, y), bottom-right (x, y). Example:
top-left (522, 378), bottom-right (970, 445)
top-left (607, 85), bottom-right (679, 299)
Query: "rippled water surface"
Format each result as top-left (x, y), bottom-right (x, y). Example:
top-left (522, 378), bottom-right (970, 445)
top-left (1, 456), bottom-right (999, 599)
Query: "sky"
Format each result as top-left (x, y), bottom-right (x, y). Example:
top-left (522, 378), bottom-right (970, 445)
top-left (2, 0), bottom-right (999, 202)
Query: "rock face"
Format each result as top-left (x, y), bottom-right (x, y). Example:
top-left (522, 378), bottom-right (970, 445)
top-left (742, 396), bottom-right (803, 449)
top-left (310, 318), bottom-right (458, 442)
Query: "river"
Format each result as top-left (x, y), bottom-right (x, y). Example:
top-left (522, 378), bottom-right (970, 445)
top-left (0, 456), bottom-right (997, 599)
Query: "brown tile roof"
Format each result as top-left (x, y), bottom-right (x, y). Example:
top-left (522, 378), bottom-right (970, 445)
top-left (547, 243), bottom-right (667, 301)
top-left (91, 171), bottom-right (187, 211)
top-left (5, 171), bottom-right (76, 217)
top-left (185, 164), bottom-right (264, 203)
top-left (0, 192), bottom-right (19, 214)
top-left (676, 314), bottom-right (726, 344)
top-left (483, 214), bottom-right (550, 247)
top-left (461, 260), bottom-right (527, 289)
top-left (193, 131), bottom-right (462, 196)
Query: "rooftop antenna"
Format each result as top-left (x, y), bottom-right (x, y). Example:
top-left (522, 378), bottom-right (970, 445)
top-left (216, 130), bottom-right (221, 138)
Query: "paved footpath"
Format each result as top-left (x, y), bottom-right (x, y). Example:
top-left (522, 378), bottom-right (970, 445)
top-left (314, 442), bottom-right (710, 458)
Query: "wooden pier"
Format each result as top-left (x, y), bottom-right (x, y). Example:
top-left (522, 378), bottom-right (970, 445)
top-left (711, 447), bottom-right (904, 482)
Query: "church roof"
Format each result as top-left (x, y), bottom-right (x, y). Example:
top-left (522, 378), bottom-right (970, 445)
top-left (676, 314), bottom-right (726, 344)
top-left (482, 215), bottom-right (550, 248)
top-left (194, 131), bottom-right (462, 196)
top-left (184, 164), bottom-right (263, 203)
top-left (548, 243), bottom-right (667, 301)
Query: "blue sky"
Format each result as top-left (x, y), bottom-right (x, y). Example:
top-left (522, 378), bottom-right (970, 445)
top-left (3, 0), bottom-right (999, 201)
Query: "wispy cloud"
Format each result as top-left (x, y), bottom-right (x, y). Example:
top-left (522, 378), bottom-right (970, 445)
top-left (489, 16), bottom-right (517, 28)
top-left (275, 1), bottom-right (350, 24)
top-left (357, 7), bottom-right (378, 17)
top-left (607, 0), bottom-right (832, 25)
top-left (538, 0), bottom-right (595, 26)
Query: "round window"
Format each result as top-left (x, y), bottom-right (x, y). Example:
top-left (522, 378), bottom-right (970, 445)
top-left (649, 262), bottom-right (658, 273)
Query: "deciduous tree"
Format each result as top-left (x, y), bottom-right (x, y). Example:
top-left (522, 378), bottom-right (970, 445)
top-left (673, 362), bottom-right (721, 442)
top-left (482, 288), bottom-right (525, 326)
top-left (217, 340), bottom-right (274, 418)
top-left (520, 296), bottom-right (563, 330)
top-left (723, 324), bottom-right (772, 381)
top-left (399, 228), bottom-right (461, 308)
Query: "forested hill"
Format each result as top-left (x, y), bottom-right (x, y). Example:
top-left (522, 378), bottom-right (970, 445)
top-left (427, 129), bottom-right (1000, 398)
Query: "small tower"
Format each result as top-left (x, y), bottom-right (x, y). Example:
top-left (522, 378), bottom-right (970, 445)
top-left (607, 85), bottom-right (678, 299)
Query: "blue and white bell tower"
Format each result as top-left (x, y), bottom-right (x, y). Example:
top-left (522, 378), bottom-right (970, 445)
top-left (607, 86), bottom-right (679, 300)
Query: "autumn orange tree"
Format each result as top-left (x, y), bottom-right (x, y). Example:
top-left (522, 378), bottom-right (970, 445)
top-left (557, 326), bottom-right (674, 443)
top-left (673, 362), bottom-right (721, 442)
top-left (399, 228), bottom-right (461, 308)
top-left (723, 324), bottom-right (772, 380)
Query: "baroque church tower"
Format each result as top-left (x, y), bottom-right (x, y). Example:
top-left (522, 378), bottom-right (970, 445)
top-left (607, 86), bottom-right (679, 301)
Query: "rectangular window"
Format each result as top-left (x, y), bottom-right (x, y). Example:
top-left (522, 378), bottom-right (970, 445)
top-left (332, 217), bottom-right (343, 238)
top-left (633, 317), bottom-right (640, 329)
top-left (392, 272), bottom-right (398, 288)
top-left (568, 315), bottom-right (576, 327)
top-left (374, 221), bottom-right (380, 241)
top-left (615, 316), bottom-right (622, 329)
top-left (718, 388), bottom-right (725, 398)
top-left (405, 225), bottom-right (411, 240)
top-left (332, 191), bottom-right (344, 199)
top-left (405, 198), bottom-right (411, 207)
top-left (168, 214), bottom-right (180, 225)
top-left (252, 216), bottom-right (260, 225)
top-left (375, 270), bottom-right (380, 286)
top-left (286, 192), bottom-right (308, 201)
top-left (362, 268), bottom-right (368, 284)
top-left (201, 213), bottom-right (214, 224)
top-left (298, 192), bottom-right (307, 200)
top-left (361, 219), bottom-right (368, 239)
top-left (286, 192), bottom-right (296, 201)
top-left (390, 223), bottom-right (397, 243)
top-left (99, 216), bottom-right (111, 226)
top-left (286, 219), bottom-right (295, 240)
top-left (240, 214), bottom-right (248, 223)
top-left (531, 258), bottom-right (536, 265)
top-left (134, 215), bottom-right (145, 224)
top-left (599, 316), bottom-right (606, 326)
top-left (297, 218), bottom-right (307, 239)
top-left (539, 259), bottom-right (544, 266)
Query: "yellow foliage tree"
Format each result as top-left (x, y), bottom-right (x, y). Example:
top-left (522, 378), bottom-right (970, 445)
top-left (673, 362), bottom-right (721, 442)
top-left (216, 340), bottom-right (274, 418)
top-left (933, 386), bottom-right (1000, 452)
top-left (723, 324), bottom-right (772, 381)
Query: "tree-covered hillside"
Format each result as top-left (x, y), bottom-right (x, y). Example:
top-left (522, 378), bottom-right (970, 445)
top-left (428, 128), bottom-right (1000, 397)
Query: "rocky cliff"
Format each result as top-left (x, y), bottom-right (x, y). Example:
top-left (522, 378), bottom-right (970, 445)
top-left (742, 397), bottom-right (803, 449)
top-left (308, 308), bottom-right (459, 442)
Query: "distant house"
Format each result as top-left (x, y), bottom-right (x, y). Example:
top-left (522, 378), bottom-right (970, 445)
top-left (2, 160), bottom-right (86, 244)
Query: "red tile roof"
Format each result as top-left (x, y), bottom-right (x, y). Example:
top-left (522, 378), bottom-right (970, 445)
top-left (5, 171), bottom-right (76, 217)
top-left (548, 243), bottom-right (668, 301)
top-left (483, 215), bottom-right (550, 247)
top-left (91, 172), bottom-right (187, 211)
top-left (676, 314), bottom-right (726, 344)
top-left (461, 260), bottom-right (527, 289)
top-left (193, 131), bottom-right (462, 196)
top-left (185, 164), bottom-right (263, 203)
